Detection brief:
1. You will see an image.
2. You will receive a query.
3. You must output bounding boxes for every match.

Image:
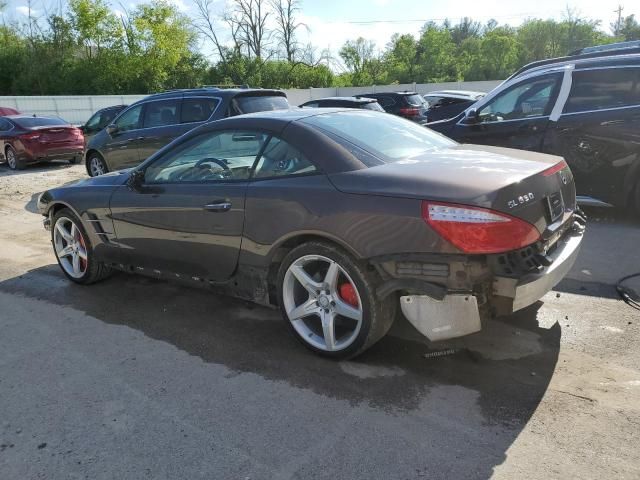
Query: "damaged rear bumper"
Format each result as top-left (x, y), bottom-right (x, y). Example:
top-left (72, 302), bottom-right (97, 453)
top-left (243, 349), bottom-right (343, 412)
top-left (396, 224), bottom-right (584, 342)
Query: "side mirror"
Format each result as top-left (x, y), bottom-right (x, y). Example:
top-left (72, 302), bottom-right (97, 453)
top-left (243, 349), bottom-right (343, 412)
top-left (127, 169), bottom-right (145, 191)
top-left (464, 108), bottom-right (479, 124)
top-left (106, 124), bottom-right (118, 135)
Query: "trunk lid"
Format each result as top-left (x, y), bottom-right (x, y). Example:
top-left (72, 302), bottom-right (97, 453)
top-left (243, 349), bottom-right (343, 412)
top-left (30, 126), bottom-right (82, 144)
top-left (328, 144), bottom-right (576, 237)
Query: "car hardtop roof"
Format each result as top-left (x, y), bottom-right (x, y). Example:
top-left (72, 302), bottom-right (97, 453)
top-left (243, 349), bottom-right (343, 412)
top-left (424, 90), bottom-right (485, 98)
top-left (308, 96), bottom-right (377, 103)
top-left (142, 87), bottom-right (286, 101)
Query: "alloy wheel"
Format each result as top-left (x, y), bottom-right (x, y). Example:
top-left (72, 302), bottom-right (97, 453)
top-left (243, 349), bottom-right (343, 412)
top-left (89, 157), bottom-right (105, 176)
top-left (283, 254), bottom-right (363, 352)
top-left (6, 148), bottom-right (16, 169)
top-left (53, 217), bottom-right (88, 279)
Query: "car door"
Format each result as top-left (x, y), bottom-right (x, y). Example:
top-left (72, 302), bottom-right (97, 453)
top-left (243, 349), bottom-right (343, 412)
top-left (453, 73), bottom-right (562, 151)
top-left (109, 128), bottom-right (268, 281)
top-left (542, 66), bottom-right (640, 206)
top-left (103, 104), bottom-right (145, 170)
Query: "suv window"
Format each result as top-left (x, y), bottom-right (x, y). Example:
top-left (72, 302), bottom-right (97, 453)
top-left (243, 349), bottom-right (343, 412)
top-left (86, 109), bottom-right (119, 131)
top-left (564, 67), bottom-right (640, 113)
top-left (181, 97), bottom-right (219, 123)
top-left (253, 137), bottom-right (317, 178)
top-left (404, 94), bottom-right (425, 106)
top-left (478, 75), bottom-right (560, 122)
top-left (145, 130), bottom-right (267, 183)
top-left (143, 99), bottom-right (179, 128)
top-left (376, 96), bottom-right (395, 107)
top-left (115, 105), bottom-right (143, 131)
top-left (229, 95), bottom-right (289, 116)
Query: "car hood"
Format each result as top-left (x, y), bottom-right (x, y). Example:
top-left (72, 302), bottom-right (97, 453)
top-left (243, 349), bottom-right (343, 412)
top-left (70, 169), bottom-right (132, 188)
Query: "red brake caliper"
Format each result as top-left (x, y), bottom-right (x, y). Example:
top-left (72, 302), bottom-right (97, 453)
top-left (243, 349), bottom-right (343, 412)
top-left (77, 232), bottom-right (87, 271)
top-left (339, 283), bottom-right (359, 307)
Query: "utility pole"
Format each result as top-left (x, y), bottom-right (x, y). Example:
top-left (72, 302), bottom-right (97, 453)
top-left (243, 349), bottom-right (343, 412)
top-left (613, 5), bottom-right (624, 36)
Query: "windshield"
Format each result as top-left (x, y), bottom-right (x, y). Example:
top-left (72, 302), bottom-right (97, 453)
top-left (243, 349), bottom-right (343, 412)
top-left (301, 110), bottom-right (456, 162)
top-left (13, 117), bottom-right (68, 128)
top-left (232, 95), bottom-right (290, 115)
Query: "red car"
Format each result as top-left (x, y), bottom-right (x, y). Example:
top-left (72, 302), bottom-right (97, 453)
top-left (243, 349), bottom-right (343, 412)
top-left (0, 107), bottom-right (20, 116)
top-left (0, 115), bottom-right (84, 170)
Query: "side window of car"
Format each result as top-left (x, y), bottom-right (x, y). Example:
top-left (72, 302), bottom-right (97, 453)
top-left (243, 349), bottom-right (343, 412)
top-left (303, 102), bottom-right (318, 108)
top-left (85, 112), bottom-right (102, 130)
top-left (253, 137), bottom-right (318, 179)
top-left (477, 75), bottom-right (560, 123)
top-left (143, 99), bottom-right (180, 128)
top-left (564, 68), bottom-right (640, 114)
top-left (144, 130), bottom-right (267, 184)
top-left (100, 110), bottom-right (117, 128)
top-left (115, 105), bottom-right (143, 132)
top-left (181, 98), bottom-right (220, 123)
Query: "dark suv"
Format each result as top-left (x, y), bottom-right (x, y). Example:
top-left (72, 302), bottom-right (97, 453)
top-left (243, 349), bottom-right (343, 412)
top-left (427, 43), bottom-right (640, 212)
top-left (85, 88), bottom-right (289, 176)
top-left (356, 92), bottom-right (427, 122)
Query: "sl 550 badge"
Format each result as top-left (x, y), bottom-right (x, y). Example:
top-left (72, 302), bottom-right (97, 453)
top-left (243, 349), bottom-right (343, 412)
top-left (507, 192), bottom-right (535, 209)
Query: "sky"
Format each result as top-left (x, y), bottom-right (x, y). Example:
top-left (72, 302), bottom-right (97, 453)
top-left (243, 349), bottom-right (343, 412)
top-left (1, 0), bottom-right (637, 63)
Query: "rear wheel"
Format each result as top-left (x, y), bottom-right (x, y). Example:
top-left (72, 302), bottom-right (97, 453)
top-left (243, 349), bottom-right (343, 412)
top-left (5, 146), bottom-right (25, 170)
top-left (87, 153), bottom-right (108, 177)
top-left (277, 241), bottom-right (396, 359)
top-left (52, 208), bottom-right (112, 284)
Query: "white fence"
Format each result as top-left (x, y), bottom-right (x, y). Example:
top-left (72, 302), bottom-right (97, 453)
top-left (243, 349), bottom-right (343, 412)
top-left (0, 80), bottom-right (502, 125)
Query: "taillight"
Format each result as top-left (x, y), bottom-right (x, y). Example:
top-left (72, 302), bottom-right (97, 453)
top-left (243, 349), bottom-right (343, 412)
top-left (542, 160), bottom-right (568, 176)
top-left (422, 201), bottom-right (541, 254)
top-left (399, 107), bottom-right (419, 116)
top-left (19, 132), bottom-right (41, 141)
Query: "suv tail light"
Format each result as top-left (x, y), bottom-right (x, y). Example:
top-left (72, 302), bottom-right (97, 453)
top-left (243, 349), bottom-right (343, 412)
top-left (399, 107), bottom-right (420, 117)
top-left (19, 132), bottom-right (41, 141)
top-left (422, 201), bottom-right (541, 254)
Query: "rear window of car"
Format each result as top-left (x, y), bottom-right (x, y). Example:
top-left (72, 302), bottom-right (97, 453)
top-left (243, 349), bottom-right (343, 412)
top-left (301, 110), bottom-right (456, 163)
top-left (564, 67), bottom-right (640, 113)
top-left (12, 117), bottom-right (68, 128)
top-left (231, 95), bottom-right (289, 115)
top-left (404, 94), bottom-right (425, 106)
top-left (361, 102), bottom-right (385, 112)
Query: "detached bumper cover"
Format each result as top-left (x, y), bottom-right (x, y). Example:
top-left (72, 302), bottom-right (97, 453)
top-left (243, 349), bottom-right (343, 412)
top-left (493, 229), bottom-right (584, 312)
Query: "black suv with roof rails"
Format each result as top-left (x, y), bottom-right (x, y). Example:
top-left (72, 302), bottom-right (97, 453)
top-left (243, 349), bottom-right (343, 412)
top-left (355, 91), bottom-right (428, 122)
top-left (85, 87), bottom-right (289, 176)
top-left (427, 42), bottom-right (640, 212)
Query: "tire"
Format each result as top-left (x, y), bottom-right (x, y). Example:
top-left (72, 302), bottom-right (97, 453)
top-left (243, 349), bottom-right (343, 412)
top-left (87, 153), bottom-right (108, 177)
top-left (5, 146), bottom-right (25, 170)
top-left (51, 208), bottom-right (112, 285)
top-left (277, 241), bottom-right (396, 359)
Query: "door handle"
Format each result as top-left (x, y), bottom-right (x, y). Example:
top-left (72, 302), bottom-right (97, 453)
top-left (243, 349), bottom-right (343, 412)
top-left (203, 201), bottom-right (232, 212)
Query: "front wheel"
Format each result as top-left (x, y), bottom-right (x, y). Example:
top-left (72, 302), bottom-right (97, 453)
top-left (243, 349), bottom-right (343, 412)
top-left (277, 241), bottom-right (396, 359)
top-left (52, 208), bottom-right (112, 284)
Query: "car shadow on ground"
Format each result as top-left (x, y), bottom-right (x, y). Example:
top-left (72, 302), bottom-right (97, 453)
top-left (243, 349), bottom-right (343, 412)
top-left (0, 262), bottom-right (561, 477)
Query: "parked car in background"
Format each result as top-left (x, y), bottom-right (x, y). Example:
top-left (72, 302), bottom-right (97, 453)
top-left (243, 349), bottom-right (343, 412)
top-left (85, 87), bottom-right (290, 177)
top-left (38, 108), bottom-right (584, 359)
top-left (422, 90), bottom-right (485, 122)
top-left (0, 107), bottom-right (20, 116)
top-left (300, 97), bottom-right (384, 111)
top-left (81, 105), bottom-right (127, 143)
top-left (427, 44), bottom-right (640, 212)
top-left (0, 115), bottom-right (84, 170)
top-left (355, 92), bottom-right (428, 122)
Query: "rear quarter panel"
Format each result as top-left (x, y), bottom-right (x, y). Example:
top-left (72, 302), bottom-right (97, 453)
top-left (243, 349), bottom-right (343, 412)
top-left (240, 174), bottom-right (454, 268)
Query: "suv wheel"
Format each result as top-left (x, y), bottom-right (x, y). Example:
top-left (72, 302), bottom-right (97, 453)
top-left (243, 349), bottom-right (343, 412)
top-left (87, 153), bottom-right (108, 177)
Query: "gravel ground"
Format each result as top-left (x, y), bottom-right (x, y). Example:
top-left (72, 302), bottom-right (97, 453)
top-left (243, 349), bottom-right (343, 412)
top-left (0, 162), bottom-right (639, 480)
